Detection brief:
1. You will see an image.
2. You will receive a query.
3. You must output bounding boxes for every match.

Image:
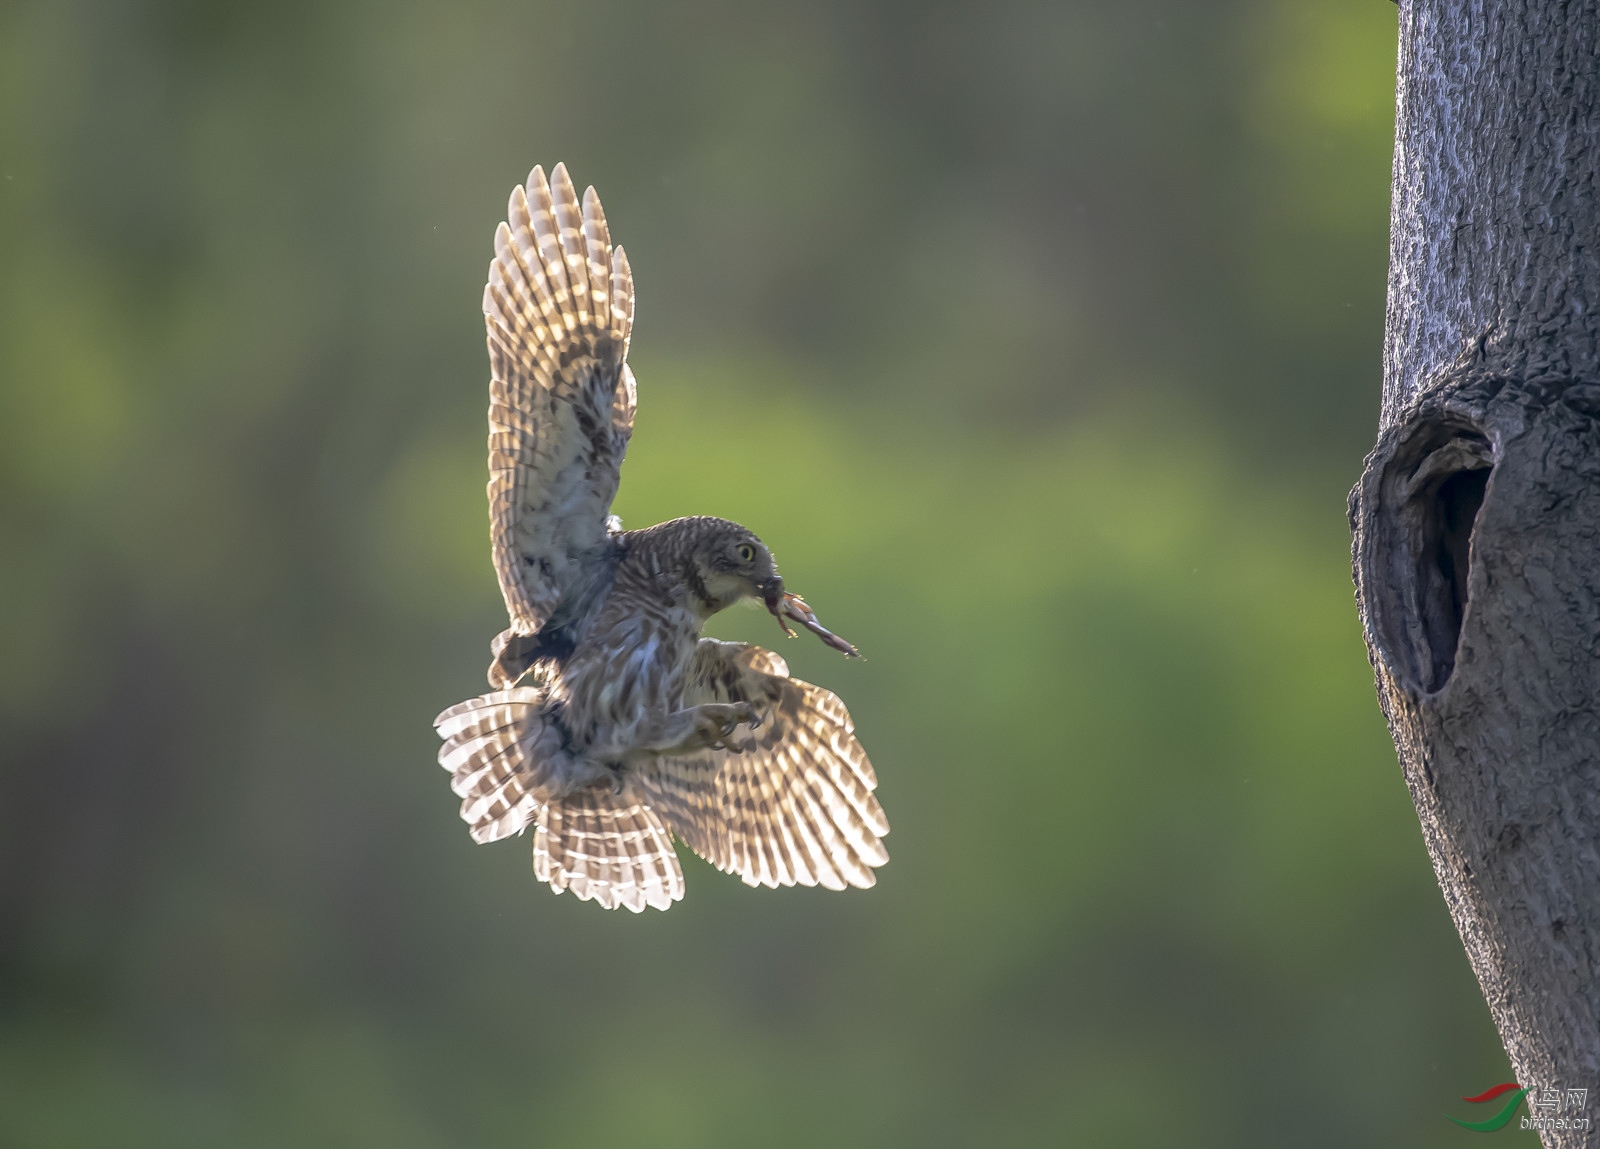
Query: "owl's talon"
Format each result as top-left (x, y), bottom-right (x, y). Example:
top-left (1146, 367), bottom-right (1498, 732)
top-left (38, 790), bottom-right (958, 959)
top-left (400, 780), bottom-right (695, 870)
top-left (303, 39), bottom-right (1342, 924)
top-left (688, 702), bottom-right (759, 751)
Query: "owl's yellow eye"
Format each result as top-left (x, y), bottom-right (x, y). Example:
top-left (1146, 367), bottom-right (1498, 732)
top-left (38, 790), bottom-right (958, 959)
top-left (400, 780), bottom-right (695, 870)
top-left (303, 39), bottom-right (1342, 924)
top-left (736, 543), bottom-right (756, 562)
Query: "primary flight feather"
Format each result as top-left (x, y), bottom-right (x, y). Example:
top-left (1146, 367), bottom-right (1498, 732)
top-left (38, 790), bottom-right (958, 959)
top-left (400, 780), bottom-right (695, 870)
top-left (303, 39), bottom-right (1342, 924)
top-left (434, 163), bottom-right (888, 912)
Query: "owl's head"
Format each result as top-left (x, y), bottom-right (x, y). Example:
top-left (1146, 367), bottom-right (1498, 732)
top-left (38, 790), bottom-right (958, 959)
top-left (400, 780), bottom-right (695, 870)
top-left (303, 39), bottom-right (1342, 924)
top-left (685, 517), bottom-right (782, 615)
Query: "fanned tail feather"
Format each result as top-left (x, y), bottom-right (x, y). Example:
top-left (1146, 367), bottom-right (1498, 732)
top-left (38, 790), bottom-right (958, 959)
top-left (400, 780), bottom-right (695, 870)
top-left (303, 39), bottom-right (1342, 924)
top-left (435, 688), bottom-right (582, 843)
top-left (435, 689), bottom-right (682, 912)
top-left (535, 788), bottom-right (684, 912)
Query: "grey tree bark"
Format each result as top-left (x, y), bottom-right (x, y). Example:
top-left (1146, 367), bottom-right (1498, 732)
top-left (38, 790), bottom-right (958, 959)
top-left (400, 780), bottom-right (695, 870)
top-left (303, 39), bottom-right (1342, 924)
top-left (1349, 2), bottom-right (1600, 1145)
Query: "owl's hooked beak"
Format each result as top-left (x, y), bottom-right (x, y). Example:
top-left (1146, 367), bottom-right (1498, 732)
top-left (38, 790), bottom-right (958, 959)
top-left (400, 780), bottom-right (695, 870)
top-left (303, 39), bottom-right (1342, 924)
top-left (764, 581), bottom-right (861, 658)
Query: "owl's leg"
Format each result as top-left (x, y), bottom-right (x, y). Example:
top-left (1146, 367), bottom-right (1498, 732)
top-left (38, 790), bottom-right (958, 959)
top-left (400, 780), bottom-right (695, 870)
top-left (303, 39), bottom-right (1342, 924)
top-left (681, 702), bottom-right (761, 751)
top-left (616, 702), bottom-right (759, 759)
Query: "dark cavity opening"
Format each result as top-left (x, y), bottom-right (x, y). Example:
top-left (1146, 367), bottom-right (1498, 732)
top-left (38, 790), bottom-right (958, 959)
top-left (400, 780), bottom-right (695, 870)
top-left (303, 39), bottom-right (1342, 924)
top-left (1417, 465), bottom-right (1489, 691)
top-left (1369, 422), bottom-right (1494, 695)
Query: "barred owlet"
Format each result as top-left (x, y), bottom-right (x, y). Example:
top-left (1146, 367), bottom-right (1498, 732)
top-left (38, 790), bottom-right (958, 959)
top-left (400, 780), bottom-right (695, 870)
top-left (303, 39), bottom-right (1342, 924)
top-left (433, 164), bottom-right (889, 912)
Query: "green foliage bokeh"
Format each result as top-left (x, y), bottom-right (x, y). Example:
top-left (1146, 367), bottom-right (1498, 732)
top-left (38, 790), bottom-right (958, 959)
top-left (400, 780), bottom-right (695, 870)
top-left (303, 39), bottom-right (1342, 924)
top-left (0, 1), bottom-right (1530, 1145)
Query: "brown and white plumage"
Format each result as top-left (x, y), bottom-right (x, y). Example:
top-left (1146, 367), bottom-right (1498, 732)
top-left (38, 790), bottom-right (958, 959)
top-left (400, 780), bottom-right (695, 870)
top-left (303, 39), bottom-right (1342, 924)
top-left (483, 163), bottom-right (635, 687)
top-left (435, 164), bottom-right (888, 912)
top-left (533, 790), bottom-right (683, 912)
top-left (635, 641), bottom-right (888, 892)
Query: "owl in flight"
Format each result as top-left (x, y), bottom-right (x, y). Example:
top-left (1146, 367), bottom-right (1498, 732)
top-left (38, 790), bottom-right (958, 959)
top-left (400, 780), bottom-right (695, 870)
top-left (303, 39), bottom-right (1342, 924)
top-left (433, 164), bottom-right (889, 912)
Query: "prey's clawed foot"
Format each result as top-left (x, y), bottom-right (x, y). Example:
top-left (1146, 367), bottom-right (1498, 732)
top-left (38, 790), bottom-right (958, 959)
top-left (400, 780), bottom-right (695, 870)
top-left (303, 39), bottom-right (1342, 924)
top-left (764, 591), bottom-right (861, 658)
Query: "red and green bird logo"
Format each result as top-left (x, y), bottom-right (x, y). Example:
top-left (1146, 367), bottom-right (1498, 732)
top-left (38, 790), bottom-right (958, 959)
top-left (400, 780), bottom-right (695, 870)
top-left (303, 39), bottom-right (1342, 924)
top-left (1448, 1083), bottom-right (1528, 1132)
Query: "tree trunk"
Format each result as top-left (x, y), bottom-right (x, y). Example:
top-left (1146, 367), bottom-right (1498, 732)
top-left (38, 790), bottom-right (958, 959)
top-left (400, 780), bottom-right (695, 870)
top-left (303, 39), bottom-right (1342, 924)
top-left (1349, 2), bottom-right (1600, 1144)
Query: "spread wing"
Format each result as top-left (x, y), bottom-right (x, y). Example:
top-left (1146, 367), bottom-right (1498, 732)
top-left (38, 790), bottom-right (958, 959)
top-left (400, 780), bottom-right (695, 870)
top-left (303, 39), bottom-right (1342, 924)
top-left (484, 163), bottom-right (636, 640)
top-left (633, 641), bottom-right (890, 891)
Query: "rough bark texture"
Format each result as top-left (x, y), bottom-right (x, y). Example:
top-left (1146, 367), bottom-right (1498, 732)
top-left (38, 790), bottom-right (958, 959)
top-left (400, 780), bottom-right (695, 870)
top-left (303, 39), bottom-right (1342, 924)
top-left (1350, 2), bottom-right (1600, 1145)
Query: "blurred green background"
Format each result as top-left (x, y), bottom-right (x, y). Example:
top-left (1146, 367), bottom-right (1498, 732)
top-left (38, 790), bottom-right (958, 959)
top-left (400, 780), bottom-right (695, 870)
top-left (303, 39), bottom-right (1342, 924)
top-left (0, 1), bottom-right (1532, 1145)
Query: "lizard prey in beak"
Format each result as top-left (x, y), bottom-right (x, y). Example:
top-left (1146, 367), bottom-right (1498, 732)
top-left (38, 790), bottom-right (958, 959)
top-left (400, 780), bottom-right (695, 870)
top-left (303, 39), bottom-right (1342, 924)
top-left (762, 577), bottom-right (861, 658)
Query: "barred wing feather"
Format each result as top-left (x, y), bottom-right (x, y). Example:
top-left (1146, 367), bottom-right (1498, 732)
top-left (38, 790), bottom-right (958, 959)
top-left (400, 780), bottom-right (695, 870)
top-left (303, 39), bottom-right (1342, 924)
top-left (484, 162), bottom-right (636, 641)
top-left (635, 641), bottom-right (890, 891)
